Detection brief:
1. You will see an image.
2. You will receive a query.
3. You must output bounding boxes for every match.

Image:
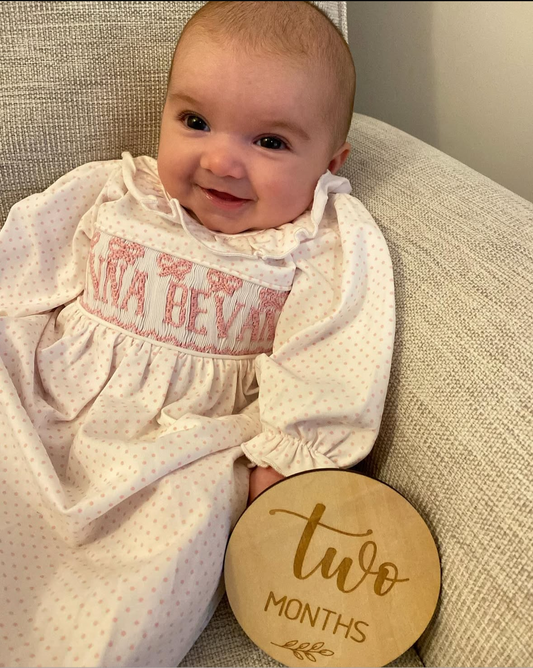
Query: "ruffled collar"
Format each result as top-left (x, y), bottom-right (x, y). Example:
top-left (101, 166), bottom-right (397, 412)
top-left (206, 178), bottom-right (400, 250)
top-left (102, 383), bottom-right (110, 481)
top-left (121, 151), bottom-right (351, 260)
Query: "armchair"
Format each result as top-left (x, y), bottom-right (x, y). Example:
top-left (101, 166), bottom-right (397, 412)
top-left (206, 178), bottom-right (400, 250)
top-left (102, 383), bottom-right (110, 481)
top-left (2, 2), bottom-right (531, 666)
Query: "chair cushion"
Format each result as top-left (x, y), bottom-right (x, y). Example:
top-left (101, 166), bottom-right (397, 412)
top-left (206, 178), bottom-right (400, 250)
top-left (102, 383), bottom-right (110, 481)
top-left (341, 113), bottom-right (533, 667)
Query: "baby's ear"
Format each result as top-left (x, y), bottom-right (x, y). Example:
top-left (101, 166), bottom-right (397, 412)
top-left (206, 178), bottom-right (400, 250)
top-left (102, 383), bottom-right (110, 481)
top-left (328, 142), bottom-right (351, 175)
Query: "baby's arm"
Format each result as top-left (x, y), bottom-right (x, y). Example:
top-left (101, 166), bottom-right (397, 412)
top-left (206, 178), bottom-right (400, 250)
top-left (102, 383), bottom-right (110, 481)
top-left (248, 466), bottom-right (285, 505)
top-left (241, 193), bottom-right (395, 480)
top-left (0, 160), bottom-right (119, 317)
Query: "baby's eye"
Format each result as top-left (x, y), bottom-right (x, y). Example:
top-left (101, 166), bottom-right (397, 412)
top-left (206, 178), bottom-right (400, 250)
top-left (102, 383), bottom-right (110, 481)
top-left (256, 136), bottom-right (288, 151)
top-left (177, 113), bottom-right (288, 150)
top-left (178, 112), bottom-right (209, 131)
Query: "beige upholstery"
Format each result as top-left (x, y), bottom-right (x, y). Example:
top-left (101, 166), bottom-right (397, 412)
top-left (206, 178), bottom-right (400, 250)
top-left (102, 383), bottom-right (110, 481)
top-left (2, 2), bottom-right (532, 667)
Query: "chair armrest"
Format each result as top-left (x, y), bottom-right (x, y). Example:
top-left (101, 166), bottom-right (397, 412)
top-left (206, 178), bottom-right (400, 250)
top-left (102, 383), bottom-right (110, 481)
top-left (344, 113), bottom-right (533, 668)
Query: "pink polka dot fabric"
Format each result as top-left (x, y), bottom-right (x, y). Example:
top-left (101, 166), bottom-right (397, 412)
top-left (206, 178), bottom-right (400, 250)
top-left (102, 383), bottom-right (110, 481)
top-left (0, 153), bottom-right (395, 666)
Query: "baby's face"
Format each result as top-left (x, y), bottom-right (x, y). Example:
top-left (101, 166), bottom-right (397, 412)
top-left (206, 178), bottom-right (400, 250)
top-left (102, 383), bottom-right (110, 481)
top-left (157, 35), bottom-right (350, 234)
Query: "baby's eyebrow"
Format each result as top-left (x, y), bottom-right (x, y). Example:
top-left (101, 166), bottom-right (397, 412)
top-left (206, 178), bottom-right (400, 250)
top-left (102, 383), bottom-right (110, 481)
top-left (257, 118), bottom-right (311, 143)
top-left (169, 92), bottom-right (202, 107)
top-left (169, 91), bottom-right (311, 143)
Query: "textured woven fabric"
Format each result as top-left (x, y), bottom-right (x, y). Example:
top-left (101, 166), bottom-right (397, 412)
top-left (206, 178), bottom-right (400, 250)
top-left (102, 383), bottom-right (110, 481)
top-left (2, 1), bottom-right (532, 667)
top-left (341, 115), bottom-right (533, 668)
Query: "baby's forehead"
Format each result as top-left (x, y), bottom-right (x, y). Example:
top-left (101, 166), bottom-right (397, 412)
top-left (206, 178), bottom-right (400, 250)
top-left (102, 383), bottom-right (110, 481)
top-left (175, 31), bottom-right (327, 88)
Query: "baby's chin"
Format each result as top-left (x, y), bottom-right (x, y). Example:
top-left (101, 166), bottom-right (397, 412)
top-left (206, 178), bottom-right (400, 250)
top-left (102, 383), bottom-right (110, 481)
top-left (182, 206), bottom-right (254, 234)
top-left (181, 198), bottom-right (312, 234)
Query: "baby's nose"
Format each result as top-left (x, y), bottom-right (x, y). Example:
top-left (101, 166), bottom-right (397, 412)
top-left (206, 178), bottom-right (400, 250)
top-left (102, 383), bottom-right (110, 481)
top-left (200, 137), bottom-right (247, 179)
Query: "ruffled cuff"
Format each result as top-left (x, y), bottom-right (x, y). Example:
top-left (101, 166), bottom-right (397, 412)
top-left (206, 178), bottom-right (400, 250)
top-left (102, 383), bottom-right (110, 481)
top-left (241, 429), bottom-right (340, 477)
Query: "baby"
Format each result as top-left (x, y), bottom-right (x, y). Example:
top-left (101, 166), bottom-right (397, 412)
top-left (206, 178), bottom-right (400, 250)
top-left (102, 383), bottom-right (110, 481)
top-left (0, 2), bottom-right (395, 667)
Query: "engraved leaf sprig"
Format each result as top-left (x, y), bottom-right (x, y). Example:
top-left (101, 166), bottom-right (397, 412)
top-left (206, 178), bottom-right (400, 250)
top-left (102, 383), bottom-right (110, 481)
top-left (271, 639), bottom-right (334, 662)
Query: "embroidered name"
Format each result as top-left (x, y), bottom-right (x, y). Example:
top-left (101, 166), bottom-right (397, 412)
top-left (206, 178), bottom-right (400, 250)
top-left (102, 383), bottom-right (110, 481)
top-left (80, 231), bottom-right (289, 356)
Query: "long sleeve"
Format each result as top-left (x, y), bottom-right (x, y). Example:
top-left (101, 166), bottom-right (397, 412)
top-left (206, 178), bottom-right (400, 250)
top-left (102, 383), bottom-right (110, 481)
top-left (0, 159), bottom-right (120, 317)
top-left (241, 192), bottom-right (395, 477)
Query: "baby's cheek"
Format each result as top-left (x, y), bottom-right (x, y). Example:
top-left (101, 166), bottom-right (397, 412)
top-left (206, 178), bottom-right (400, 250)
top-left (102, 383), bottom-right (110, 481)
top-left (157, 158), bottom-right (182, 200)
top-left (285, 180), bottom-right (315, 216)
top-left (156, 156), bottom-right (172, 191)
top-left (268, 175), bottom-right (309, 209)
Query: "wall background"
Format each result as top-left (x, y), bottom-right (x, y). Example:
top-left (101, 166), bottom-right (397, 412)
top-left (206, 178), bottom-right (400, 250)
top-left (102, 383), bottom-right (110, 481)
top-left (347, 1), bottom-right (533, 202)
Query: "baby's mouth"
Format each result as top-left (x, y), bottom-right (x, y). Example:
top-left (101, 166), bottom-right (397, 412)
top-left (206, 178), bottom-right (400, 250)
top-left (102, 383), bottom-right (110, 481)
top-left (206, 189), bottom-right (247, 202)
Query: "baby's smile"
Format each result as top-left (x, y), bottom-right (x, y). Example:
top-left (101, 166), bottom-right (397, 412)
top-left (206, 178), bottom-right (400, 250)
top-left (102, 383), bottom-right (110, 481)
top-left (157, 36), bottom-right (350, 235)
top-left (197, 185), bottom-right (253, 212)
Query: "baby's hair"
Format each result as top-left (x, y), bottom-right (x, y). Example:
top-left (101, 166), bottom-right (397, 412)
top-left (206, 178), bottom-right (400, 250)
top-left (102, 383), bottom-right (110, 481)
top-left (167, 1), bottom-right (356, 154)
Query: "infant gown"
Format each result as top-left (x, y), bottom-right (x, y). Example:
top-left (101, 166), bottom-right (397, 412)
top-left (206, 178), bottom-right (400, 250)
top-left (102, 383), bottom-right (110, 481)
top-left (0, 152), bottom-right (395, 667)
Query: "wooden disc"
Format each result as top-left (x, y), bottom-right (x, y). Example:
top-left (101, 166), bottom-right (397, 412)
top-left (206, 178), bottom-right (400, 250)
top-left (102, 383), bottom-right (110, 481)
top-left (224, 469), bottom-right (441, 668)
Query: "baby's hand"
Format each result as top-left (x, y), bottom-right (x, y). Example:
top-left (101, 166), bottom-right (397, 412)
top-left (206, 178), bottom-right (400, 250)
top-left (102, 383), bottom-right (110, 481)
top-left (248, 466), bottom-right (285, 505)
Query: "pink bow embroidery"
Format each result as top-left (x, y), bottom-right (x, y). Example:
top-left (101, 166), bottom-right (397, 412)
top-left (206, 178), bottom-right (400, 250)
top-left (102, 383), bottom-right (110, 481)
top-left (157, 254), bottom-right (193, 282)
top-left (207, 269), bottom-right (243, 296)
top-left (107, 238), bottom-right (145, 264)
